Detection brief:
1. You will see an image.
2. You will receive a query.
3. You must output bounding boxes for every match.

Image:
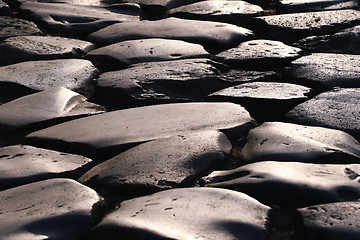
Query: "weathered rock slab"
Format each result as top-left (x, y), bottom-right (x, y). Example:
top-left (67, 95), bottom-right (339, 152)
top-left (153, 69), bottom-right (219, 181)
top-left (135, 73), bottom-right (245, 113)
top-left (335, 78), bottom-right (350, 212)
top-left (0, 36), bottom-right (95, 66)
top-left (240, 122), bottom-right (360, 164)
top-left (204, 161), bottom-right (360, 207)
top-left (87, 17), bottom-right (254, 51)
top-left (85, 38), bottom-right (210, 70)
top-left (0, 59), bottom-right (99, 97)
top-left (88, 187), bottom-right (270, 240)
top-left (79, 131), bottom-right (231, 195)
top-left (0, 145), bottom-right (92, 190)
top-left (25, 102), bottom-right (254, 159)
top-left (285, 88), bottom-right (360, 141)
top-left (0, 178), bottom-right (101, 240)
top-left (0, 16), bottom-right (42, 41)
top-left (277, 0), bottom-right (359, 13)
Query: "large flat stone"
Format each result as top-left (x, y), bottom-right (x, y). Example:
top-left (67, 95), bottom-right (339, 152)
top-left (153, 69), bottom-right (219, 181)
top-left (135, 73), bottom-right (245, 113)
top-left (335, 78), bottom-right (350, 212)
top-left (87, 17), bottom-right (254, 51)
top-left (277, 0), bottom-right (359, 13)
top-left (285, 88), bottom-right (360, 141)
top-left (0, 59), bottom-right (99, 97)
top-left (250, 9), bottom-right (360, 43)
top-left (204, 161), bottom-right (360, 207)
top-left (8, 0), bottom-right (110, 6)
top-left (0, 36), bottom-right (95, 66)
top-left (0, 178), bottom-right (101, 240)
top-left (284, 53), bottom-right (360, 91)
top-left (0, 16), bottom-right (42, 41)
top-left (0, 87), bottom-right (105, 137)
top-left (19, 2), bottom-right (140, 35)
top-left (167, 1), bottom-right (263, 26)
top-left (240, 122), bottom-right (360, 164)
top-left (25, 102), bottom-right (254, 159)
top-left (85, 38), bottom-right (210, 70)
top-left (79, 131), bottom-right (231, 195)
top-left (88, 187), bottom-right (270, 240)
top-left (0, 145), bottom-right (92, 190)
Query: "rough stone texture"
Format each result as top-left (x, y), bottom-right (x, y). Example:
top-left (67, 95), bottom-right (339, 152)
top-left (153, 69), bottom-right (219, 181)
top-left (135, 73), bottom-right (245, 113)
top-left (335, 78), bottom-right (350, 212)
top-left (88, 187), bottom-right (270, 240)
top-left (0, 178), bottom-right (101, 240)
top-left (85, 38), bottom-right (210, 70)
top-left (298, 201), bottom-right (360, 240)
top-left (294, 25), bottom-right (360, 54)
top-left (0, 87), bottom-right (105, 137)
top-left (0, 59), bottom-right (99, 97)
top-left (204, 161), bottom-right (360, 207)
top-left (207, 82), bottom-right (313, 120)
top-left (167, 0), bottom-right (264, 26)
top-left (214, 39), bottom-right (302, 68)
top-left (0, 16), bottom-right (42, 41)
top-left (284, 53), bottom-right (360, 91)
top-left (25, 102), bottom-right (254, 159)
top-left (0, 36), bottom-right (95, 66)
top-left (250, 9), bottom-right (360, 43)
top-left (0, 144), bottom-right (92, 190)
top-left (19, 2), bottom-right (141, 35)
top-left (285, 88), bottom-right (360, 141)
top-left (239, 122), bottom-right (360, 164)
top-left (87, 17), bottom-right (254, 51)
top-left (79, 131), bottom-right (232, 195)
top-left (277, 0), bottom-right (359, 13)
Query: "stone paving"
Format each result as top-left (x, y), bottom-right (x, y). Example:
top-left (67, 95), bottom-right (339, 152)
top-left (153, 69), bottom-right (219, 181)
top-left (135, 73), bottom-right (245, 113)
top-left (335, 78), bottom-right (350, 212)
top-left (0, 0), bottom-right (359, 239)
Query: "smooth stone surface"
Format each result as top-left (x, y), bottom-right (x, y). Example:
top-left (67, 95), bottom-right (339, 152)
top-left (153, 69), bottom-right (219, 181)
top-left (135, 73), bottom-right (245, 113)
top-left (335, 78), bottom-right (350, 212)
top-left (0, 87), bottom-right (105, 136)
top-left (0, 16), bottom-right (42, 41)
top-left (294, 25), bottom-right (360, 54)
top-left (87, 17), bottom-right (254, 51)
top-left (167, 1), bottom-right (263, 26)
top-left (250, 9), bottom-right (360, 43)
top-left (0, 178), bottom-right (101, 240)
top-left (0, 145), bottom-right (92, 190)
top-left (79, 131), bottom-right (232, 194)
top-left (119, 0), bottom-right (198, 12)
top-left (25, 102), bottom-right (254, 159)
top-left (207, 82), bottom-right (313, 120)
top-left (214, 39), bottom-right (302, 68)
top-left (278, 0), bottom-right (359, 13)
top-left (285, 88), bottom-right (360, 141)
top-left (204, 161), bottom-right (360, 207)
top-left (19, 2), bottom-right (140, 35)
top-left (0, 59), bottom-right (99, 97)
top-left (85, 38), bottom-right (210, 70)
top-left (240, 122), bottom-right (360, 164)
top-left (298, 201), bottom-right (360, 240)
top-left (0, 36), bottom-right (95, 66)
top-left (284, 53), bottom-right (360, 90)
top-left (88, 187), bottom-right (270, 240)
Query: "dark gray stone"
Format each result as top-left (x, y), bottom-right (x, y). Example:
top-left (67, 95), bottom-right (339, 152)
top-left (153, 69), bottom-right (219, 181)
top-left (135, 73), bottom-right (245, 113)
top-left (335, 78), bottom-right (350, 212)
top-left (19, 2), bottom-right (140, 36)
top-left (85, 38), bottom-right (210, 70)
top-left (87, 17), bottom-right (254, 51)
top-left (0, 59), bottom-right (99, 97)
top-left (294, 25), bottom-right (360, 54)
top-left (277, 0), bottom-right (359, 13)
top-left (250, 9), bottom-right (360, 43)
top-left (167, 0), bottom-right (263, 27)
top-left (0, 35), bottom-right (95, 66)
top-left (240, 122), bottom-right (360, 164)
top-left (207, 82), bottom-right (313, 121)
top-left (88, 187), bottom-right (270, 240)
top-left (0, 87), bottom-right (105, 137)
top-left (284, 53), bottom-right (360, 91)
top-left (0, 144), bottom-right (92, 190)
top-left (0, 16), bottom-right (42, 41)
top-left (204, 161), bottom-right (360, 207)
top-left (0, 178), bottom-right (101, 240)
top-left (25, 102), bottom-right (254, 159)
top-left (214, 39), bottom-right (302, 68)
top-left (285, 88), bottom-right (360, 141)
top-left (79, 131), bottom-right (231, 195)
top-left (8, 0), bottom-right (110, 6)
